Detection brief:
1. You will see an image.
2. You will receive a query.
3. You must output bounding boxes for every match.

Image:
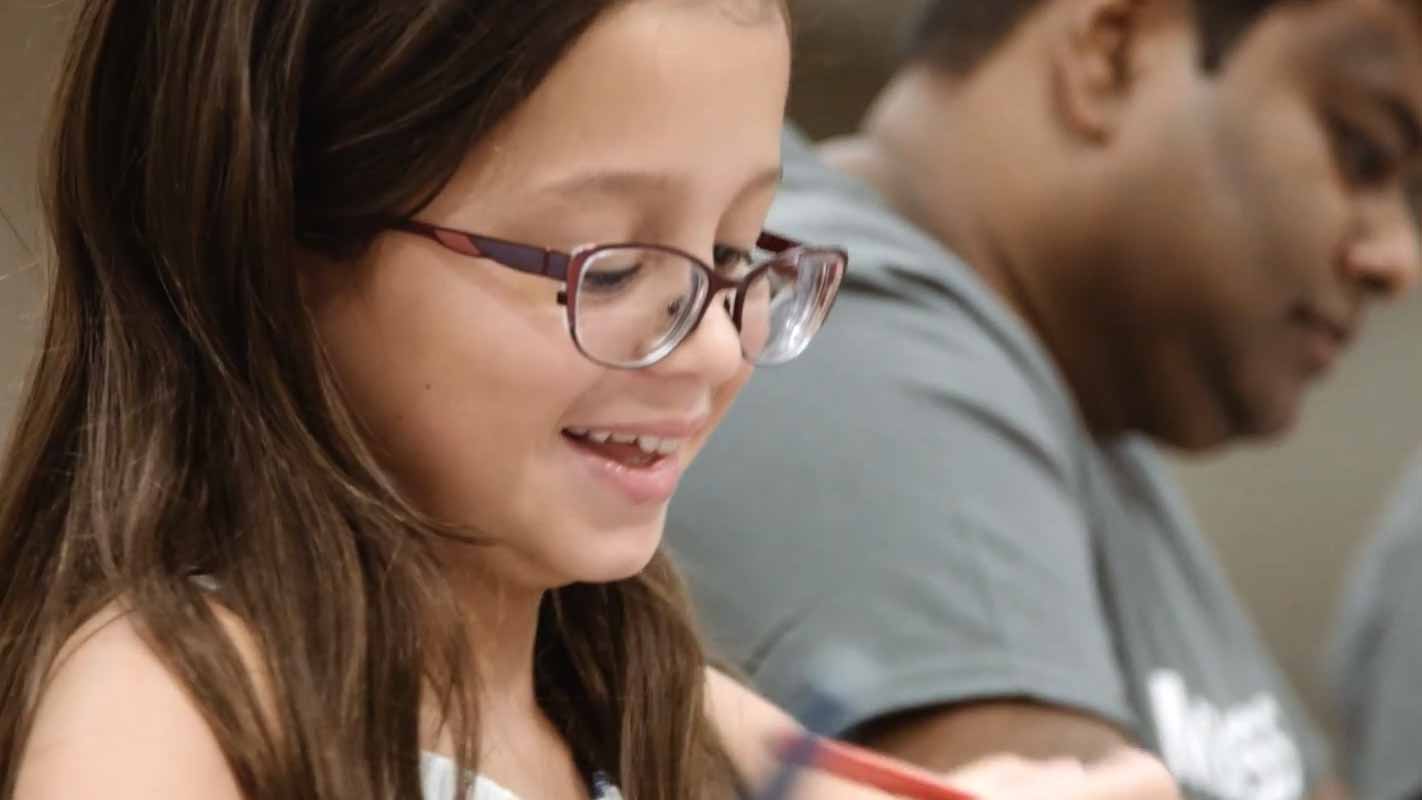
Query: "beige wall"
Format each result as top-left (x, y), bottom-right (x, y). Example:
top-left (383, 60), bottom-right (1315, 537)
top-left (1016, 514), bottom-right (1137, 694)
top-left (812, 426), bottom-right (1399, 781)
top-left (1, 2), bottom-right (65, 443)
top-left (0, 225), bottom-right (37, 437)
top-left (2, 0), bottom-right (1419, 736)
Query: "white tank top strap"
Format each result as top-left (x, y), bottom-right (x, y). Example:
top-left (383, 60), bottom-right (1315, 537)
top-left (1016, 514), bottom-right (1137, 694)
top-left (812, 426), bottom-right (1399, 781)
top-left (419, 752), bottom-right (623, 800)
top-left (420, 752), bottom-right (519, 800)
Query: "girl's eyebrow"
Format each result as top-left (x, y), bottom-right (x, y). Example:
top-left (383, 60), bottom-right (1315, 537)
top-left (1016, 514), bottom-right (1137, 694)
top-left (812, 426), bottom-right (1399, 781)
top-left (538, 163), bottom-right (783, 201)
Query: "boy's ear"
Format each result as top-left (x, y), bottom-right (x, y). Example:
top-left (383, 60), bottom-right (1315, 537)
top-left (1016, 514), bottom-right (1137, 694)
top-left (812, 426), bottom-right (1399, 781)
top-left (1049, 0), bottom-right (1151, 142)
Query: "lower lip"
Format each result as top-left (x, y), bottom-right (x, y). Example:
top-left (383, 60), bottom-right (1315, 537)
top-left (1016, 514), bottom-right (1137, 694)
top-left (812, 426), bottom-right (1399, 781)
top-left (564, 436), bottom-right (685, 506)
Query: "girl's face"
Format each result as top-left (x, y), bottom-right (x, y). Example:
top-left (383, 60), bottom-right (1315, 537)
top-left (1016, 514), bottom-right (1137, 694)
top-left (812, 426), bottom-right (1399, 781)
top-left (310, 0), bottom-right (792, 590)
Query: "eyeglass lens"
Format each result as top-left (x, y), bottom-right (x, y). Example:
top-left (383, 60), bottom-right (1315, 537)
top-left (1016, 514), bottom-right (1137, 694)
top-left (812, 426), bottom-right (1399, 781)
top-left (572, 246), bottom-right (841, 368)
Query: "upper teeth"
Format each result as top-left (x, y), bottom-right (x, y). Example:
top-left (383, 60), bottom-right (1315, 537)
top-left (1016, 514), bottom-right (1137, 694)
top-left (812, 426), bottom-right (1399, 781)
top-left (566, 428), bottom-right (684, 456)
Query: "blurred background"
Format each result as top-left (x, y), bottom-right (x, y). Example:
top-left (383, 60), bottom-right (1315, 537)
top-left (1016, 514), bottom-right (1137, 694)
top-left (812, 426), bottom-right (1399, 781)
top-left (4, 0), bottom-right (1420, 739)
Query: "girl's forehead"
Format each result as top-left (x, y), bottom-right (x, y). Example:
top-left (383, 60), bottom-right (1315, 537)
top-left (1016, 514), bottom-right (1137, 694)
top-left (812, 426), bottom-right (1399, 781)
top-left (422, 0), bottom-right (790, 227)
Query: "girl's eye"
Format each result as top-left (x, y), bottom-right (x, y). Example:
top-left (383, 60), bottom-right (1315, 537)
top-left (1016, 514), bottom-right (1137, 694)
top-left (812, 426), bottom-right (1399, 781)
top-left (582, 264), bottom-right (642, 293)
top-left (1332, 116), bottom-right (1395, 186)
top-left (712, 244), bottom-right (752, 275)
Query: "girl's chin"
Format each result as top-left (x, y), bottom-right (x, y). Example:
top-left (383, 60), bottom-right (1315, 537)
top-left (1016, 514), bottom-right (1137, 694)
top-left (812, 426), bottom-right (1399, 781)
top-left (568, 550), bottom-right (661, 586)
top-left (557, 533), bottom-right (664, 587)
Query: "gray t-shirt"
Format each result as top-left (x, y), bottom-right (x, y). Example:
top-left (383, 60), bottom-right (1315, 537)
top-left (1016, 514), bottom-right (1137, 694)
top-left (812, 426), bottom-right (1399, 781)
top-left (669, 128), bottom-right (1331, 800)
top-left (1329, 451), bottom-right (1422, 800)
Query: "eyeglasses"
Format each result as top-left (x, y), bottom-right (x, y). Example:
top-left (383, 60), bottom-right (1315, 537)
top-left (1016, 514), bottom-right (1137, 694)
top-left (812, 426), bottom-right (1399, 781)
top-left (390, 219), bottom-right (847, 369)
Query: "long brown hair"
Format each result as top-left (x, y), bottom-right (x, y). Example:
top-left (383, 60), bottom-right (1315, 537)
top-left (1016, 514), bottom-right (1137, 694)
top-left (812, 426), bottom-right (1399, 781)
top-left (0, 1), bottom-right (768, 797)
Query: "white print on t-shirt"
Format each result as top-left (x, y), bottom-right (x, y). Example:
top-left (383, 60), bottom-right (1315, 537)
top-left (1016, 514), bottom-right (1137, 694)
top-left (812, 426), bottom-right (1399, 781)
top-left (1148, 670), bottom-right (1304, 800)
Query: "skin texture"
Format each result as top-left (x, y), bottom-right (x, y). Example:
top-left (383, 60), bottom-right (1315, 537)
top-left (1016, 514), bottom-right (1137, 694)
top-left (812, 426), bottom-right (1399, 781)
top-left (821, 0), bottom-right (1422, 797)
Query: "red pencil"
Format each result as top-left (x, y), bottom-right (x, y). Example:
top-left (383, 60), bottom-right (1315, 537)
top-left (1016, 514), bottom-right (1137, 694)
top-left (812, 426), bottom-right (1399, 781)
top-left (776, 733), bottom-right (980, 800)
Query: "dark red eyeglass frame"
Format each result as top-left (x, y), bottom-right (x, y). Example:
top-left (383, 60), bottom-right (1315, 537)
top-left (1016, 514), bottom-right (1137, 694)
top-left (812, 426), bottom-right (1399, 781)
top-left (393, 218), bottom-right (808, 277)
top-left (388, 218), bottom-right (848, 366)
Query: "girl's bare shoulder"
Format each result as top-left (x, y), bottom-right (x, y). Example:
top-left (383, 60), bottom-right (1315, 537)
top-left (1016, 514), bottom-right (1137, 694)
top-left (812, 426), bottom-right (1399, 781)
top-left (13, 601), bottom-right (261, 800)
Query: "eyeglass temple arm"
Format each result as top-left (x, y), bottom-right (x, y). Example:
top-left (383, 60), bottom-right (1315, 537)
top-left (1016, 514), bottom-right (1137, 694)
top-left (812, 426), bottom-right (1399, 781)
top-left (394, 220), bottom-right (572, 280)
top-left (757, 231), bottom-right (801, 254)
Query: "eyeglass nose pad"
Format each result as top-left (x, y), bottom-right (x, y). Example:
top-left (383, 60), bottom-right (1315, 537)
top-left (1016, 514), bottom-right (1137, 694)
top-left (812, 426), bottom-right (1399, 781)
top-left (556, 289), bottom-right (568, 307)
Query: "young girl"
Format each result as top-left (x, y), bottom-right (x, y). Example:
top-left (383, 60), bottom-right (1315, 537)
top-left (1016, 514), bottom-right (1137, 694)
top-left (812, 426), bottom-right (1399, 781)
top-left (0, 1), bottom-right (1177, 798)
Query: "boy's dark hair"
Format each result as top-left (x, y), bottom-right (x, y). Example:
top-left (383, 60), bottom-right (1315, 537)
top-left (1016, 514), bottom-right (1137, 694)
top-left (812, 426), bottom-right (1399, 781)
top-left (907, 0), bottom-right (1298, 74)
